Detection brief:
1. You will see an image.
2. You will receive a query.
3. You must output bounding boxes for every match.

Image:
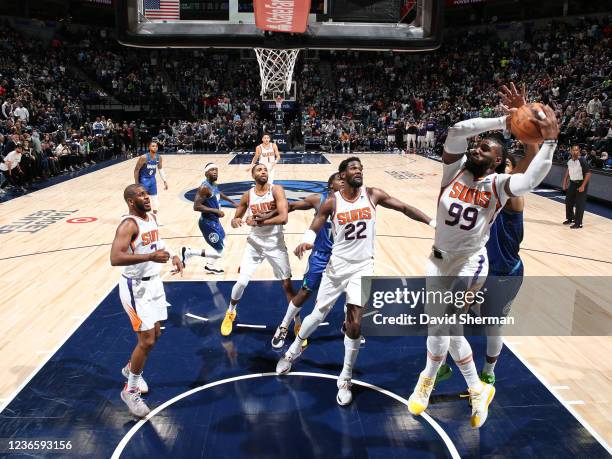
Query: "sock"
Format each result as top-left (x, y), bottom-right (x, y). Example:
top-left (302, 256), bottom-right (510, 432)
top-left (228, 303), bottom-right (237, 313)
top-left (449, 336), bottom-right (483, 391)
top-left (484, 335), bottom-right (503, 375)
top-left (287, 336), bottom-right (303, 356)
top-left (422, 335), bottom-right (450, 379)
top-left (423, 353), bottom-right (445, 379)
top-left (280, 301), bottom-right (301, 328)
top-left (483, 360), bottom-right (496, 375)
top-left (128, 370), bottom-right (142, 392)
top-left (186, 247), bottom-right (202, 257)
top-left (339, 335), bottom-right (360, 381)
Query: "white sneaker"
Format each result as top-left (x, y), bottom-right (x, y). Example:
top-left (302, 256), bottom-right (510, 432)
top-left (121, 387), bottom-right (151, 418)
top-left (469, 383), bottom-right (495, 428)
top-left (336, 379), bottom-right (353, 406)
top-left (271, 326), bottom-right (288, 349)
top-left (121, 364), bottom-right (149, 394)
top-left (276, 346), bottom-right (303, 375)
top-left (408, 372), bottom-right (435, 416)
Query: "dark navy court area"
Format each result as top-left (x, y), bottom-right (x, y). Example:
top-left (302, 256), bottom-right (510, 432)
top-left (0, 281), bottom-right (608, 458)
top-left (229, 152), bottom-right (331, 165)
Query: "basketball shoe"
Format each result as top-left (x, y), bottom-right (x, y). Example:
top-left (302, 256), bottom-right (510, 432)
top-left (121, 386), bottom-right (151, 418)
top-left (408, 373), bottom-right (435, 415)
top-left (121, 362), bottom-right (149, 394)
top-left (221, 310), bottom-right (236, 336)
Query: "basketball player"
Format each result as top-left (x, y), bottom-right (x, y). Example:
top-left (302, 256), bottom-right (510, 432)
top-left (220, 163), bottom-right (295, 336)
top-left (110, 184), bottom-right (183, 417)
top-left (270, 172), bottom-right (344, 348)
top-left (276, 157), bottom-right (434, 406)
top-left (134, 140), bottom-right (168, 221)
top-left (248, 134), bottom-right (280, 183)
top-left (407, 102), bottom-right (559, 428)
top-left (181, 162), bottom-right (238, 274)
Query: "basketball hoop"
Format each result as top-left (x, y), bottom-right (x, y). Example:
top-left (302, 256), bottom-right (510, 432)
top-left (254, 48), bottom-right (300, 97)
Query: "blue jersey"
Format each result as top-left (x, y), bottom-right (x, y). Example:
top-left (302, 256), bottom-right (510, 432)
top-left (312, 191), bottom-right (333, 253)
top-left (486, 208), bottom-right (524, 275)
top-left (200, 180), bottom-right (221, 222)
top-left (139, 153), bottom-right (159, 183)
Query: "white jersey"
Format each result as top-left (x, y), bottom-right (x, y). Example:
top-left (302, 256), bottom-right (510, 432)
top-left (435, 156), bottom-right (511, 254)
top-left (247, 184), bottom-right (283, 241)
top-left (121, 213), bottom-right (163, 278)
top-left (331, 187), bottom-right (376, 262)
top-left (259, 143), bottom-right (277, 167)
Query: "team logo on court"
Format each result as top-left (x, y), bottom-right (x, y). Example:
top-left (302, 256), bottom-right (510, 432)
top-left (185, 180), bottom-right (327, 208)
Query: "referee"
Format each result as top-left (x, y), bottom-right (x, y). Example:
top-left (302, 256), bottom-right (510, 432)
top-left (562, 145), bottom-right (591, 229)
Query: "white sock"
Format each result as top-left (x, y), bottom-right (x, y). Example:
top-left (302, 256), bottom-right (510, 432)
top-left (128, 370), bottom-right (142, 392)
top-left (483, 360), bottom-right (496, 375)
top-left (423, 353), bottom-right (446, 379)
top-left (339, 335), bottom-right (360, 381)
top-left (228, 303), bottom-right (237, 313)
top-left (186, 247), bottom-right (202, 257)
top-left (280, 301), bottom-right (301, 328)
top-left (287, 336), bottom-right (303, 356)
top-left (449, 336), bottom-right (482, 391)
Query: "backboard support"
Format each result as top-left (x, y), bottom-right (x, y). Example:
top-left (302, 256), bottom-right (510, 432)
top-left (116, 0), bottom-right (443, 52)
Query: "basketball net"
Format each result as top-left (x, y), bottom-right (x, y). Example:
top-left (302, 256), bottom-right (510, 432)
top-left (254, 48), bottom-right (300, 97)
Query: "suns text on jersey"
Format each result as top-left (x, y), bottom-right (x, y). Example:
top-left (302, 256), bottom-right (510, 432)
top-left (336, 207), bottom-right (372, 225)
top-left (448, 183), bottom-right (492, 208)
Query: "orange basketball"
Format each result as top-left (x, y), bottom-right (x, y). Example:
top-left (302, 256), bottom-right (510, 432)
top-left (510, 102), bottom-right (546, 144)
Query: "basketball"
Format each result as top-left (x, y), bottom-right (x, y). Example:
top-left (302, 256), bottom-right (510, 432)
top-left (510, 102), bottom-right (546, 144)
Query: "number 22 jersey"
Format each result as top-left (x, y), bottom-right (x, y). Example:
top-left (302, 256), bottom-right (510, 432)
top-left (331, 187), bottom-right (376, 262)
top-left (435, 155), bottom-right (511, 254)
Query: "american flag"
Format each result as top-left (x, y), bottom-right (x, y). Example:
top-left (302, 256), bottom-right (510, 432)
top-left (144, 0), bottom-right (180, 20)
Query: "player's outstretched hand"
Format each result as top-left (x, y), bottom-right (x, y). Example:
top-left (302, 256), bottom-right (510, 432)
top-left (527, 104), bottom-right (559, 140)
top-left (171, 255), bottom-right (184, 276)
top-left (231, 217), bottom-right (243, 228)
top-left (150, 249), bottom-right (170, 263)
top-left (498, 82), bottom-right (526, 109)
top-left (294, 243), bottom-right (313, 259)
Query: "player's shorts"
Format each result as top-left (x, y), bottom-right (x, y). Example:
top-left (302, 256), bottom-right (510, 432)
top-left (119, 275), bottom-right (169, 332)
top-left (302, 249), bottom-right (332, 291)
top-left (140, 178), bottom-right (157, 196)
top-left (425, 246), bottom-right (488, 335)
top-left (198, 217), bottom-right (225, 252)
top-left (315, 256), bottom-right (374, 309)
top-left (480, 263), bottom-right (524, 320)
top-left (238, 235), bottom-right (291, 280)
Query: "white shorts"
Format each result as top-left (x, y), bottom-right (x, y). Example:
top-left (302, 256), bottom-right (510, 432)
top-left (315, 256), bottom-right (374, 308)
top-left (407, 134), bottom-right (417, 147)
top-left (239, 235), bottom-right (291, 280)
top-left (119, 275), bottom-right (169, 332)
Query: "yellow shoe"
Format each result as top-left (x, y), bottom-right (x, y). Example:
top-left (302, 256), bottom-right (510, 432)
top-left (221, 310), bottom-right (236, 336)
top-left (408, 373), bottom-right (435, 416)
top-left (294, 321), bottom-right (308, 348)
top-left (469, 382), bottom-right (495, 428)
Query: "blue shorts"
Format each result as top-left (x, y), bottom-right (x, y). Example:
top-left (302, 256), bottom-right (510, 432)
top-left (302, 250), bottom-right (331, 291)
top-left (141, 178), bottom-right (157, 196)
top-left (198, 217), bottom-right (225, 252)
top-left (480, 262), bottom-right (524, 319)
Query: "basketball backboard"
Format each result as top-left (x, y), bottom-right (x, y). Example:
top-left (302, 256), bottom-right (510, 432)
top-left (116, 0), bottom-right (443, 51)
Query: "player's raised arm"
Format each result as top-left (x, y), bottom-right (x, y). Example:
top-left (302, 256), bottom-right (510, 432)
top-left (443, 116), bottom-right (509, 164)
top-left (257, 185), bottom-right (288, 226)
top-left (231, 191), bottom-right (250, 228)
top-left (504, 105), bottom-right (559, 198)
top-left (133, 155), bottom-right (145, 184)
top-left (110, 218), bottom-right (169, 266)
top-left (294, 195), bottom-right (334, 259)
top-left (369, 188), bottom-right (434, 226)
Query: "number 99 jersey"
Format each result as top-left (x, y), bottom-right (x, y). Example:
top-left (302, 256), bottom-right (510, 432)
top-left (331, 187), bottom-right (376, 262)
top-left (435, 156), bottom-right (511, 254)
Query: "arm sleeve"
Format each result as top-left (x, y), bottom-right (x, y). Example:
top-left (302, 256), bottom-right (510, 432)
top-left (444, 116), bottom-right (507, 154)
top-left (441, 155), bottom-right (467, 187)
top-left (508, 140), bottom-right (557, 196)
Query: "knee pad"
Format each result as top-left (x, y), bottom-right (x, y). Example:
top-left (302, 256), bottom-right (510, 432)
top-left (426, 335), bottom-right (450, 357)
top-left (231, 277), bottom-right (249, 301)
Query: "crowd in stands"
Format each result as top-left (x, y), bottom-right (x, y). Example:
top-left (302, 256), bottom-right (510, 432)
top-left (1, 15), bottom-right (610, 195)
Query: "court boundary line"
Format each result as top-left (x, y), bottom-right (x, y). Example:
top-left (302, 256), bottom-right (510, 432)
top-left (504, 341), bottom-right (611, 454)
top-left (110, 371), bottom-right (460, 459)
top-left (0, 281), bottom-right (118, 413)
top-left (2, 234), bottom-right (611, 265)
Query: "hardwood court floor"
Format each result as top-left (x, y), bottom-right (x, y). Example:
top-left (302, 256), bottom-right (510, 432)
top-left (0, 153), bottom-right (610, 444)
